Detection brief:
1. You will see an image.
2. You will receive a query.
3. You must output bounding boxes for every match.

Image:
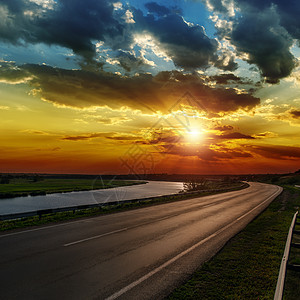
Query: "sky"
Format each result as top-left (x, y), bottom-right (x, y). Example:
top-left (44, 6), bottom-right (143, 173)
top-left (0, 0), bottom-right (300, 175)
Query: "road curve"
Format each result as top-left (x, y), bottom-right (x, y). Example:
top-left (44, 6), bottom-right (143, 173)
top-left (0, 182), bottom-right (282, 300)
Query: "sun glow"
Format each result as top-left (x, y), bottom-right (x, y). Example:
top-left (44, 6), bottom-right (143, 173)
top-left (186, 128), bottom-right (202, 143)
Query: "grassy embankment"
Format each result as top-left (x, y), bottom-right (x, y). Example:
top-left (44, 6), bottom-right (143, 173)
top-left (0, 180), bottom-right (247, 231)
top-left (168, 176), bottom-right (300, 300)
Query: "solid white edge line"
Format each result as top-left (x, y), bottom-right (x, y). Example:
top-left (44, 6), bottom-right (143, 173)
top-left (237, 186), bottom-right (283, 221)
top-left (105, 185), bottom-right (282, 300)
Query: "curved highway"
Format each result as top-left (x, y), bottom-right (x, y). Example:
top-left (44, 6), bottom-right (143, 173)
top-left (0, 182), bottom-right (282, 299)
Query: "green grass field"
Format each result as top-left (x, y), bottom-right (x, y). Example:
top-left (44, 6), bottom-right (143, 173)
top-left (0, 177), bottom-right (145, 198)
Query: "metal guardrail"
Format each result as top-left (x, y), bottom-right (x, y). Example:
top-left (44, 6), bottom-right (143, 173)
top-left (274, 211), bottom-right (299, 300)
top-left (0, 184), bottom-right (248, 221)
top-left (0, 195), bottom-right (177, 221)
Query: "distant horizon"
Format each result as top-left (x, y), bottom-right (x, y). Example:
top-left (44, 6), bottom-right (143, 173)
top-left (1, 170), bottom-right (298, 176)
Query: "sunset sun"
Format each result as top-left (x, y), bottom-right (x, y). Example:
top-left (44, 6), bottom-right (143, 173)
top-left (186, 128), bottom-right (202, 143)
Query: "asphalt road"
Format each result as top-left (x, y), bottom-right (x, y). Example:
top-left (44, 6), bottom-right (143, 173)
top-left (0, 182), bottom-right (282, 300)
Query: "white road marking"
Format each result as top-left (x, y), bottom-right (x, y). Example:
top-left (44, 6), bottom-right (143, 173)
top-left (0, 218), bottom-right (90, 239)
top-left (63, 216), bottom-right (177, 247)
top-left (64, 228), bottom-right (129, 247)
top-left (105, 185), bottom-right (282, 300)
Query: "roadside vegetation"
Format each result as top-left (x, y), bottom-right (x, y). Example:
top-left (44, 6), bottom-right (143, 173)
top-left (0, 175), bottom-right (145, 199)
top-left (168, 174), bottom-right (300, 300)
top-left (0, 180), bottom-right (247, 231)
top-left (182, 177), bottom-right (240, 192)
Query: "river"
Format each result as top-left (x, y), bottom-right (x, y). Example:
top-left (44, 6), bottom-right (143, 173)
top-left (0, 181), bottom-right (183, 216)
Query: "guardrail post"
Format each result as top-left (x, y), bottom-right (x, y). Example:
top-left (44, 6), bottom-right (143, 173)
top-left (274, 211), bottom-right (298, 300)
top-left (291, 243), bottom-right (300, 249)
top-left (287, 264), bottom-right (300, 271)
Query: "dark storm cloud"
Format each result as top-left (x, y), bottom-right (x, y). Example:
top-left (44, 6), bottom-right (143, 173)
top-left (209, 74), bottom-right (252, 85)
top-left (0, 60), bottom-right (31, 83)
top-left (0, 0), bottom-right (34, 44)
top-left (152, 70), bottom-right (260, 113)
top-left (61, 132), bottom-right (137, 142)
top-left (246, 144), bottom-right (300, 160)
top-left (133, 3), bottom-right (219, 70)
top-left (0, 62), bottom-right (260, 114)
top-left (237, 0), bottom-right (300, 41)
top-left (214, 53), bottom-right (238, 72)
top-left (0, 0), bottom-right (126, 65)
top-left (0, 0), bottom-right (230, 72)
top-left (164, 143), bottom-right (300, 162)
top-left (36, 0), bottom-right (125, 62)
top-left (215, 132), bottom-right (255, 140)
top-left (22, 63), bottom-right (165, 111)
top-left (144, 2), bottom-right (170, 16)
top-left (160, 139), bottom-right (300, 162)
top-left (154, 70), bottom-right (260, 113)
top-left (61, 133), bottom-right (107, 141)
top-left (213, 125), bottom-right (234, 131)
top-left (1, 0), bottom-right (298, 78)
top-left (115, 50), bottom-right (146, 72)
top-left (231, 5), bottom-right (296, 84)
top-left (204, 0), bottom-right (299, 83)
top-left (147, 129), bottom-right (182, 144)
top-left (290, 110), bottom-right (300, 119)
